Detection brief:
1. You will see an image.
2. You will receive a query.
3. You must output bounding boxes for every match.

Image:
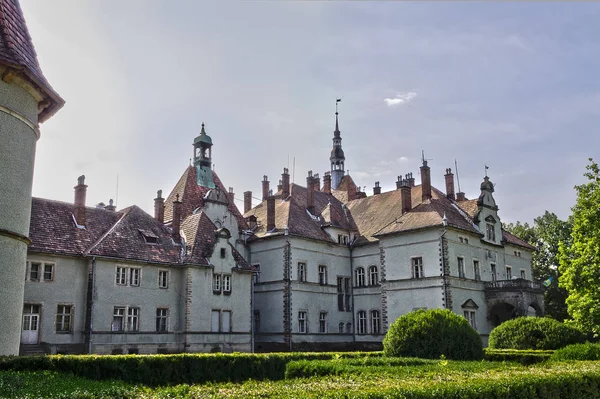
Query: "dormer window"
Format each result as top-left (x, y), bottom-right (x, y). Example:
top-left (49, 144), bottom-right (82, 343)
top-left (486, 223), bottom-right (495, 241)
top-left (139, 229), bottom-right (159, 244)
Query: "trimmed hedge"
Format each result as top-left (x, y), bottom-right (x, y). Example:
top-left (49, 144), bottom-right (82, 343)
top-left (484, 348), bottom-right (553, 365)
top-left (551, 342), bottom-right (600, 361)
top-left (488, 317), bottom-right (585, 350)
top-left (383, 309), bottom-right (483, 360)
top-left (0, 352), bottom-right (382, 386)
top-left (285, 357), bottom-right (432, 378)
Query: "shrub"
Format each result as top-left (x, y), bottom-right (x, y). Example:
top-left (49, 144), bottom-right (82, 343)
top-left (484, 348), bottom-right (553, 365)
top-left (488, 317), bottom-right (585, 350)
top-left (383, 309), bottom-right (483, 360)
top-left (551, 342), bottom-right (600, 361)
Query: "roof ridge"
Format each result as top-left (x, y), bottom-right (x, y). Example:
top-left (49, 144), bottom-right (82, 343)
top-left (83, 206), bottom-right (133, 255)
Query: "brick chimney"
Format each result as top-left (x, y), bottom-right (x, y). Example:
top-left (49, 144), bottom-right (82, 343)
top-left (406, 172), bottom-right (415, 187)
top-left (323, 172), bottom-right (332, 193)
top-left (444, 168), bottom-right (455, 200)
top-left (373, 181), bottom-right (381, 195)
top-left (456, 192), bottom-right (466, 202)
top-left (74, 175), bottom-right (87, 226)
top-left (396, 176), bottom-right (403, 190)
top-left (401, 179), bottom-right (412, 214)
top-left (227, 187), bottom-right (235, 204)
top-left (244, 191), bottom-right (252, 213)
top-left (277, 180), bottom-right (283, 193)
top-left (282, 168), bottom-right (290, 198)
top-left (313, 173), bottom-right (320, 191)
top-left (105, 199), bottom-right (116, 212)
top-left (172, 194), bottom-right (182, 241)
top-left (267, 194), bottom-right (276, 231)
top-left (420, 161), bottom-right (431, 201)
top-left (262, 175), bottom-right (270, 201)
top-left (306, 171), bottom-right (314, 214)
top-left (154, 190), bottom-right (165, 223)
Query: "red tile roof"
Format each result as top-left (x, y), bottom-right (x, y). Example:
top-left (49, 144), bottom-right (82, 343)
top-left (502, 229), bottom-right (537, 251)
top-left (0, 0), bottom-right (63, 122)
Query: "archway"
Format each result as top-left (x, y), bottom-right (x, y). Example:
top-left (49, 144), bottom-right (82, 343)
top-left (489, 302), bottom-right (516, 327)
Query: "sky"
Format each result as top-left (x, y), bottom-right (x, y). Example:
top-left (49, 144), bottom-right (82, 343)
top-left (21, 1), bottom-right (600, 225)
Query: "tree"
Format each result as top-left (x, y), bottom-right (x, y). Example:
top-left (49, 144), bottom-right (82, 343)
top-left (504, 212), bottom-right (572, 321)
top-left (559, 158), bottom-right (600, 335)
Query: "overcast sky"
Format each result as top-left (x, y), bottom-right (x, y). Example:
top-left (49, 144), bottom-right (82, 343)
top-left (21, 1), bottom-right (600, 224)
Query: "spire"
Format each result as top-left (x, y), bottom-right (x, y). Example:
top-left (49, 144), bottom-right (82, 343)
top-left (330, 98), bottom-right (345, 190)
top-left (193, 122), bottom-right (215, 188)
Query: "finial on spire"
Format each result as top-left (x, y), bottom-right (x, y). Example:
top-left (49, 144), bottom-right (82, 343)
top-left (335, 98), bottom-right (341, 133)
top-left (485, 164), bottom-right (489, 177)
top-left (201, 122), bottom-right (206, 134)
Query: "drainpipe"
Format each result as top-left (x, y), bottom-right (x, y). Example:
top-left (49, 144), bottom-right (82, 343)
top-left (440, 230), bottom-right (448, 309)
top-left (349, 243), bottom-right (356, 348)
top-left (251, 269), bottom-right (255, 353)
top-left (88, 256), bottom-right (96, 354)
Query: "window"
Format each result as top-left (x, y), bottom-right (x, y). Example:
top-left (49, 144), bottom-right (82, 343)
top-left (338, 322), bottom-right (344, 333)
top-left (337, 277), bottom-right (351, 311)
top-left (43, 264), bottom-right (54, 281)
top-left (223, 274), bottom-right (232, 294)
top-left (298, 311), bottom-right (307, 333)
top-left (158, 270), bottom-right (169, 289)
top-left (357, 311), bottom-right (367, 335)
top-left (297, 262), bottom-right (307, 282)
top-left (29, 262), bottom-right (40, 281)
top-left (139, 229), bottom-right (159, 244)
top-left (464, 310), bottom-right (477, 330)
top-left (338, 234), bottom-right (348, 245)
top-left (129, 268), bottom-right (140, 287)
top-left (211, 310), bottom-right (220, 332)
top-left (213, 273), bottom-right (222, 293)
top-left (491, 264), bottom-right (497, 282)
top-left (370, 310), bottom-right (381, 334)
top-left (156, 308), bottom-right (168, 332)
top-left (55, 305), bottom-right (72, 333)
top-left (459, 237), bottom-right (463, 243)
top-left (369, 266), bottom-right (378, 286)
top-left (355, 267), bottom-right (365, 287)
top-left (473, 260), bottom-right (481, 281)
top-left (115, 266), bottom-right (140, 287)
top-left (116, 267), bottom-right (127, 285)
top-left (253, 265), bottom-right (260, 283)
top-left (345, 322), bottom-right (352, 333)
top-left (486, 223), bottom-right (496, 241)
top-left (412, 257), bottom-right (424, 279)
top-left (220, 248), bottom-right (226, 258)
top-left (457, 257), bottom-right (465, 278)
top-left (210, 309), bottom-right (231, 333)
top-left (254, 311), bottom-right (260, 333)
top-left (112, 307), bottom-right (126, 332)
top-left (127, 307), bottom-right (140, 332)
top-left (319, 311), bottom-right (327, 333)
top-left (465, 238), bottom-right (469, 244)
top-left (520, 269), bottom-right (526, 279)
top-left (222, 310), bottom-right (231, 333)
top-left (505, 266), bottom-right (512, 280)
top-left (318, 265), bottom-right (328, 285)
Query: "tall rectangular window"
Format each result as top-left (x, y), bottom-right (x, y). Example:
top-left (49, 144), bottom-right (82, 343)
top-left (412, 257), bottom-right (424, 279)
top-left (223, 274), bottom-right (232, 294)
top-left (298, 311), bottom-right (307, 333)
top-left (337, 277), bottom-right (352, 311)
top-left (254, 310), bottom-right (260, 333)
top-left (158, 270), bottom-right (169, 289)
top-left (464, 310), bottom-right (477, 330)
top-left (486, 223), bottom-right (496, 241)
top-left (112, 307), bottom-right (125, 332)
top-left (129, 268), bottom-right (140, 287)
top-left (213, 273), bottom-right (221, 293)
top-left (55, 305), bottom-right (72, 333)
top-left (355, 267), bottom-right (365, 287)
top-left (127, 307), bottom-right (140, 332)
top-left (520, 269), bottom-right (526, 279)
top-left (473, 260), bottom-right (481, 281)
top-left (29, 262), bottom-right (41, 281)
top-left (319, 311), bottom-right (327, 333)
top-left (297, 262), bottom-right (307, 282)
top-left (369, 266), bottom-right (378, 286)
top-left (211, 310), bottom-right (220, 332)
top-left (43, 264), bottom-right (54, 281)
top-left (370, 310), bottom-right (381, 334)
top-left (491, 264), bottom-right (497, 282)
top-left (156, 308), bottom-right (168, 332)
top-left (222, 310), bottom-right (231, 333)
top-left (505, 266), bottom-right (512, 280)
top-left (318, 265), bottom-right (327, 285)
top-left (116, 267), bottom-right (127, 285)
top-left (457, 257), bottom-right (465, 278)
top-left (357, 311), bottom-right (367, 335)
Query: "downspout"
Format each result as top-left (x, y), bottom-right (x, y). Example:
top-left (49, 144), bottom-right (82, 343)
top-left (349, 243), bottom-right (356, 346)
top-left (440, 230), bottom-right (448, 309)
top-left (251, 270), bottom-right (255, 353)
top-left (88, 256), bottom-right (96, 354)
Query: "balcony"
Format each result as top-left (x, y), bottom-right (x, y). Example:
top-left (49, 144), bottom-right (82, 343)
top-left (484, 279), bottom-right (545, 324)
top-left (484, 278), bottom-right (543, 292)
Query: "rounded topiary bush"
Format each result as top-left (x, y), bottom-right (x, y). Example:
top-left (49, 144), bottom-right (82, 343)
top-left (551, 342), bottom-right (600, 361)
top-left (488, 317), bottom-right (585, 350)
top-left (383, 309), bottom-right (483, 360)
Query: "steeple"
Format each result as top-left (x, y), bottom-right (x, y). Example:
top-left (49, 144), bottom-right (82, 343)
top-left (193, 123), bottom-right (216, 188)
top-left (330, 99), bottom-right (345, 190)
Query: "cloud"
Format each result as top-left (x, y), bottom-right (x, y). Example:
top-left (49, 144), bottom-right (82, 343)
top-left (384, 92), bottom-right (418, 107)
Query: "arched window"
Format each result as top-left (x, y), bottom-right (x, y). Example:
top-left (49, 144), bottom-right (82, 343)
top-left (355, 267), bottom-right (365, 287)
top-left (338, 322), bottom-right (344, 333)
top-left (345, 322), bottom-right (352, 333)
top-left (368, 266), bottom-right (378, 285)
top-left (357, 311), bottom-right (367, 334)
top-left (370, 310), bottom-right (381, 334)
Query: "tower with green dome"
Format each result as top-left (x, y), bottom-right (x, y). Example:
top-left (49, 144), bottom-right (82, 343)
top-left (193, 123), bottom-right (216, 188)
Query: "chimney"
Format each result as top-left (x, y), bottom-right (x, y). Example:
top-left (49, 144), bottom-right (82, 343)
top-left (227, 187), bottom-right (235, 204)
top-left (420, 161), bottom-right (431, 201)
top-left (323, 172), bottom-right (332, 193)
top-left (74, 175), bottom-right (87, 226)
top-left (401, 179), bottom-right (412, 214)
top-left (406, 172), bottom-right (415, 187)
top-left (262, 175), bottom-right (270, 201)
top-left (244, 191), bottom-right (252, 213)
top-left (266, 194), bottom-right (276, 231)
top-left (444, 168), bottom-right (455, 200)
top-left (306, 171), bottom-right (314, 214)
top-left (154, 190), bottom-right (165, 223)
top-left (396, 176), bottom-right (403, 190)
top-left (172, 194), bottom-right (182, 241)
top-left (282, 168), bottom-right (290, 198)
top-left (277, 180), bottom-right (283, 193)
top-left (313, 173), bottom-right (320, 191)
top-left (105, 199), bottom-right (116, 212)
top-left (456, 192), bottom-right (466, 202)
top-left (373, 181), bottom-right (381, 195)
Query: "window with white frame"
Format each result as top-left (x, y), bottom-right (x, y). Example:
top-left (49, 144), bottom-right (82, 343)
top-left (464, 309), bottom-right (477, 330)
top-left (127, 307), bottom-right (140, 332)
top-left (412, 257), bottom-right (424, 279)
top-left (29, 262), bottom-right (41, 281)
top-left (112, 307), bottom-right (126, 332)
top-left (457, 257), bottom-right (465, 278)
top-left (223, 274), bottom-right (232, 294)
top-left (158, 270), bottom-right (169, 289)
top-left (505, 265), bottom-right (512, 280)
top-left (319, 311), bottom-right (327, 333)
top-left (369, 265), bottom-right (378, 286)
top-left (156, 308), bottom-right (168, 332)
top-left (355, 267), bottom-right (365, 287)
top-left (473, 260), bottom-right (481, 281)
top-left (491, 263), bottom-right (497, 282)
top-left (43, 264), bottom-right (54, 281)
top-left (298, 311), bottom-right (307, 333)
top-left (55, 305), bottom-right (72, 333)
top-left (318, 265), bottom-right (327, 285)
top-left (297, 262), bottom-right (307, 282)
top-left (116, 267), bottom-right (127, 285)
top-left (357, 310), bottom-right (367, 334)
top-left (370, 310), bottom-right (381, 334)
top-left (213, 273), bottom-right (221, 293)
top-left (115, 266), bottom-right (140, 287)
top-left (520, 269), bottom-right (526, 279)
top-left (338, 322), bottom-right (344, 333)
top-left (129, 268), bottom-right (140, 287)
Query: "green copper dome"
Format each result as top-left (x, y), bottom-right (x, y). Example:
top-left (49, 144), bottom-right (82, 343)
top-left (193, 123), bottom-right (212, 145)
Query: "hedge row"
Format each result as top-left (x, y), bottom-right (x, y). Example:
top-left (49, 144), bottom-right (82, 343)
top-left (484, 349), bottom-right (554, 365)
top-left (0, 352), bottom-right (382, 386)
top-left (552, 342), bottom-right (600, 361)
top-left (285, 357), bottom-right (433, 379)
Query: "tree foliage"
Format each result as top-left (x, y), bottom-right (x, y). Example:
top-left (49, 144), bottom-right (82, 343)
top-left (504, 212), bottom-right (572, 321)
top-left (559, 158), bottom-right (600, 335)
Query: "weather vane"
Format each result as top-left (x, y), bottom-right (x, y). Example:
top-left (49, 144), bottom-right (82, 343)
top-left (336, 98), bottom-right (341, 114)
top-left (485, 164), bottom-right (489, 177)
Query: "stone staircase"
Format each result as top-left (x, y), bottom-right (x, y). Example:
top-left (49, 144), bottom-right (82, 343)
top-left (19, 344), bottom-right (46, 356)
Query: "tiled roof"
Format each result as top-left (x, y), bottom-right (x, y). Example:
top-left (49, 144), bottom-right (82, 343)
top-left (502, 229), bottom-right (537, 251)
top-left (456, 199), bottom-right (478, 219)
top-left (0, 0), bottom-right (63, 122)
top-left (164, 166), bottom-right (248, 230)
